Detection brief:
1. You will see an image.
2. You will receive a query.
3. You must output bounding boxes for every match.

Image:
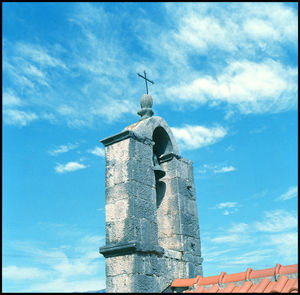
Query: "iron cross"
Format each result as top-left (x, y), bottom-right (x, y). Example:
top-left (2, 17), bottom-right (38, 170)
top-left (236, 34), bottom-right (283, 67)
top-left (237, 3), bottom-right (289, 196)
top-left (137, 70), bottom-right (154, 94)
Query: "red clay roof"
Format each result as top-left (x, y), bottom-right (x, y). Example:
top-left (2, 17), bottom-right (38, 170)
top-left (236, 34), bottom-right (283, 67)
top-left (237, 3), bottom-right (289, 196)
top-left (171, 263), bottom-right (298, 293)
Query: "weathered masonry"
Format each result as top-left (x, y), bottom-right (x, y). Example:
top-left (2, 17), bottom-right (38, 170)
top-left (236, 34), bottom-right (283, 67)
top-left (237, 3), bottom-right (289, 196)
top-left (99, 94), bottom-right (203, 293)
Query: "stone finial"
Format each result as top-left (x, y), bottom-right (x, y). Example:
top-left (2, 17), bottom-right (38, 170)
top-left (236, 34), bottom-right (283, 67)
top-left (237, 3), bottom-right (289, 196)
top-left (137, 94), bottom-right (154, 120)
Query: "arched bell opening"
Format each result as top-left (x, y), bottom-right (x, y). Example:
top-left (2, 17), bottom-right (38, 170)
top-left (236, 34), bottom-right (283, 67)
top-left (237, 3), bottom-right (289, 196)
top-left (152, 126), bottom-right (173, 158)
top-left (152, 127), bottom-right (173, 209)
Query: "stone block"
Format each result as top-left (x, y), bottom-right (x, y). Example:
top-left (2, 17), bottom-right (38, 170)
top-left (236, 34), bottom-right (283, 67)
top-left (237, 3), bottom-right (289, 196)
top-left (113, 161), bottom-right (131, 185)
top-left (181, 213), bottom-right (200, 238)
top-left (132, 273), bottom-right (160, 293)
top-left (106, 254), bottom-right (135, 276)
top-left (105, 165), bottom-right (115, 188)
top-left (129, 195), bottom-right (157, 222)
top-left (123, 217), bottom-right (140, 242)
top-left (183, 236), bottom-right (202, 256)
top-left (106, 220), bottom-right (125, 244)
top-left (132, 161), bottom-right (155, 187)
top-left (131, 140), bottom-right (153, 165)
top-left (109, 273), bottom-right (133, 293)
top-left (158, 234), bottom-right (183, 252)
top-left (161, 158), bottom-right (179, 179)
top-left (157, 212), bottom-right (182, 238)
top-left (136, 182), bottom-right (156, 200)
top-left (150, 254), bottom-right (166, 277)
top-left (105, 182), bottom-right (135, 204)
top-left (105, 198), bottom-right (129, 222)
top-left (157, 186), bottom-right (180, 215)
top-left (180, 197), bottom-right (198, 217)
top-left (107, 138), bottom-right (131, 163)
top-left (106, 217), bottom-right (139, 244)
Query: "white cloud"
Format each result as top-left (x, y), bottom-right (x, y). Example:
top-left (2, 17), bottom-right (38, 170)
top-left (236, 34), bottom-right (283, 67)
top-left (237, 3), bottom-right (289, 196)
top-left (228, 223), bottom-right (249, 233)
top-left (199, 163), bottom-right (236, 175)
top-left (214, 166), bottom-right (236, 174)
top-left (3, 91), bottom-right (22, 107)
top-left (213, 201), bottom-right (240, 216)
top-left (5, 234), bottom-right (106, 292)
top-left (266, 233), bottom-right (298, 262)
top-left (88, 146), bottom-right (105, 157)
top-left (255, 210), bottom-right (297, 232)
top-left (171, 125), bottom-right (227, 150)
top-left (211, 233), bottom-right (249, 244)
top-left (3, 109), bottom-right (38, 126)
top-left (55, 162), bottom-right (87, 173)
top-left (216, 202), bottom-right (238, 209)
top-left (3, 266), bottom-right (49, 281)
top-left (49, 143), bottom-right (78, 156)
top-left (278, 186), bottom-right (298, 201)
top-left (166, 3), bottom-right (297, 53)
top-left (221, 249), bottom-right (273, 266)
top-left (166, 59), bottom-right (297, 115)
top-left (15, 42), bottom-right (67, 69)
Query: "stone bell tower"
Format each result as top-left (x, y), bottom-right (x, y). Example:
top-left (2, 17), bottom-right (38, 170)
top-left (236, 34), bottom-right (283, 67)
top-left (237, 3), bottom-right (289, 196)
top-left (99, 91), bottom-right (203, 292)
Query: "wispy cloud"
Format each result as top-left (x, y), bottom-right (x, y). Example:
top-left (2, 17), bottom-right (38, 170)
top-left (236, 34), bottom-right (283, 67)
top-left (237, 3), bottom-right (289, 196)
top-left (266, 233), bottom-right (298, 262)
top-left (166, 59), bottom-right (297, 115)
top-left (15, 42), bottom-right (67, 69)
top-left (49, 143), bottom-right (78, 156)
top-left (203, 209), bottom-right (297, 273)
top-left (198, 163), bottom-right (236, 176)
top-left (216, 202), bottom-right (239, 209)
top-left (3, 266), bottom-right (50, 281)
top-left (212, 202), bottom-right (240, 216)
top-left (4, 234), bottom-right (105, 292)
top-left (171, 125), bottom-right (227, 150)
top-left (87, 146), bottom-right (105, 157)
top-left (277, 186), bottom-right (298, 201)
top-left (55, 162), bottom-right (87, 173)
top-left (228, 223), bottom-right (249, 233)
top-left (3, 109), bottom-right (38, 126)
top-left (254, 210), bottom-right (297, 233)
top-left (3, 91), bottom-right (22, 107)
top-left (210, 233), bottom-right (250, 244)
top-left (214, 166), bottom-right (236, 174)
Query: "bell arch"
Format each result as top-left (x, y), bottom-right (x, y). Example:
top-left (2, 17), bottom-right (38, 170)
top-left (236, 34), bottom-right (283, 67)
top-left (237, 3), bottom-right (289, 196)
top-left (152, 126), bottom-right (173, 157)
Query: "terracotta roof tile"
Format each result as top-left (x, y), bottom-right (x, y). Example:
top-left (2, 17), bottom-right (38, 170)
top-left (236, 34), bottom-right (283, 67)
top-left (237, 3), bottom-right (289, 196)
top-left (237, 281), bottom-right (253, 293)
top-left (231, 285), bottom-right (242, 293)
top-left (171, 277), bottom-right (197, 287)
top-left (223, 271), bottom-right (247, 283)
top-left (197, 273), bottom-right (225, 285)
top-left (271, 275), bottom-right (289, 292)
top-left (171, 263), bottom-right (298, 293)
top-left (206, 284), bottom-right (219, 293)
top-left (281, 278), bottom-right (297, 293)
top-left (217, 282), bottom-right (236, 293)
top-left (193, 285), bottom-right (205, 293)
top-left (251, 278), bottom-right (271, 293)
top-left (280, 264), bottom-right (298, 275)
top-left (249, 266), bottom-right (276, 279)
top-left (263, 281), bottom-right (278, 293)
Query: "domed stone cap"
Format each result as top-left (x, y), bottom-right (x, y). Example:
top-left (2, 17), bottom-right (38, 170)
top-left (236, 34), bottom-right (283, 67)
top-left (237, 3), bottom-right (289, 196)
top-left (137, 94), bottom-right (154, 120)
top-left (140, 94), bottom-right (153, 108)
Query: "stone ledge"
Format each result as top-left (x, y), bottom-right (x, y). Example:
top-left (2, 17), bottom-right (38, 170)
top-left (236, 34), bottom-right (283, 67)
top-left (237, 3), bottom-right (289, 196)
top-left (99, 241), bottom-right (165, 258)
top-left (159, 152), bottom-right (182, 163)
top-left (101, 130), bottom-right (154, 147)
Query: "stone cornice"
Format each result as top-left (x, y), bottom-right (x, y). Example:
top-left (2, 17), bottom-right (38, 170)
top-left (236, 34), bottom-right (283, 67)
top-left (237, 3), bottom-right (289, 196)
top-left (99, 241), bottom-right (164, 258)
top-left (100, 130), bottom-right (154, 147)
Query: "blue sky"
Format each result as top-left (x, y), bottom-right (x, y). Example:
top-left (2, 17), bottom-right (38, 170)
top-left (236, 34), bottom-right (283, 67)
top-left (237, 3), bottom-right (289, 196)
top-left (2, 2), bottom-right (298, 292)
